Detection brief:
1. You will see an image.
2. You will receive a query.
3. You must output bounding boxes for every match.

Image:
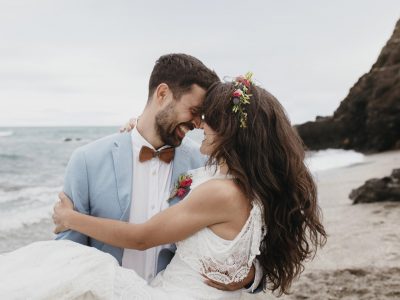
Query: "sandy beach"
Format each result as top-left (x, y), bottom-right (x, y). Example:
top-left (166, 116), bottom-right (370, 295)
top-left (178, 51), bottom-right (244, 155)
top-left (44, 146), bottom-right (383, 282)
top-left (244, 150), bottom-right (400, 300)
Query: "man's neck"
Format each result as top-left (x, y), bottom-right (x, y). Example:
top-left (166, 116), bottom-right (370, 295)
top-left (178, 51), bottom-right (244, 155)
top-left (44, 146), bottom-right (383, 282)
top-left (136, 112), bottom-right (165, 150)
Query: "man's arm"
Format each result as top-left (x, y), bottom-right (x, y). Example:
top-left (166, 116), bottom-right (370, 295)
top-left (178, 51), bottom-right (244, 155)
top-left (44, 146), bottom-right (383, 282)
top-left (55, 148), bottom-right (90, 245)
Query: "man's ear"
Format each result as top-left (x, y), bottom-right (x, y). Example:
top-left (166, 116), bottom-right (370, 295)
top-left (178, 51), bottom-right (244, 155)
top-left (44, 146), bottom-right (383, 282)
top-left (155, 83), bottom-right (170, 105)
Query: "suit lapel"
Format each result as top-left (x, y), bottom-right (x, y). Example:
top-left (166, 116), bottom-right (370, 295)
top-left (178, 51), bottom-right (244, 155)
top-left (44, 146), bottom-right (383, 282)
top-left (111, 133), bottom-right (133, 221)
top-left (169, 143), bottom-right (192, 206)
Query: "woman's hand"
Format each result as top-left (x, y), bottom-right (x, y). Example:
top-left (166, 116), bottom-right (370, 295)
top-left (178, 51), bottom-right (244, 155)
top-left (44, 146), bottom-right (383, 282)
top-left (119, 118), bottom-right (137, 133)
top-left (52, 192), bottom-right (75, 234)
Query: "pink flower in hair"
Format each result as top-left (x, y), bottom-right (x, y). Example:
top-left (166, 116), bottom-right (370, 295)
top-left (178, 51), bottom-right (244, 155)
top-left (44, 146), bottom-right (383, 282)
top-left (232, 89), bottom-right (242, 97)
top-left (242, 79), bottom-right (250, 87)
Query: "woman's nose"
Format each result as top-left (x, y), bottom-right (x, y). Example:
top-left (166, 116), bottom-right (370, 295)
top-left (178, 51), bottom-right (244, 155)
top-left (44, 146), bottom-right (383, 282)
top-left (192, 115), bottom-right (202, 129)
top-left (198, 120), bottom-right (205, 129)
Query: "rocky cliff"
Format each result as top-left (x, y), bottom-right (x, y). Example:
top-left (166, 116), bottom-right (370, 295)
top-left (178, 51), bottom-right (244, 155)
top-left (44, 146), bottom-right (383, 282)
top-left (296, 19), bottom-right (400, 153)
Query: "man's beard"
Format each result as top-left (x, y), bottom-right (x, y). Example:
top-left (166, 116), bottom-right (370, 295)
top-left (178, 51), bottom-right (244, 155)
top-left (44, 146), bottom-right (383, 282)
top-left (155, 103), bottom-right (183, 147)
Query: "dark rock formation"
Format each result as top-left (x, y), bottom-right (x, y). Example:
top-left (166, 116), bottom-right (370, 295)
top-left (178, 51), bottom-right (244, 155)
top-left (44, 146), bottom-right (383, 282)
top-left (296, 19), bottom-right (400, 153)
top-left (349, 169), bottom-right (400, 204)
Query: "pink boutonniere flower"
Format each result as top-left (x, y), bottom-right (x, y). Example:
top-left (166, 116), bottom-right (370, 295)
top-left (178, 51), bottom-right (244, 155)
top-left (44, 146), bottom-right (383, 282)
top-left (169, 174), bottom-right (193, 202)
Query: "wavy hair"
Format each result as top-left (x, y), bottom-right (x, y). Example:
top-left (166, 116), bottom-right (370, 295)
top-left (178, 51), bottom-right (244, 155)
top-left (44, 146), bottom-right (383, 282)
top-left (203, 82), bottom-right (327, 295)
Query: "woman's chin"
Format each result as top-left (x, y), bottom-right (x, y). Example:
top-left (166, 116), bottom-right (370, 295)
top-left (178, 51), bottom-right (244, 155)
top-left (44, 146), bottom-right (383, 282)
top-left (200, 146), bottom-right (205, 155)
top-left (200, 145), bottom-right (210, 156)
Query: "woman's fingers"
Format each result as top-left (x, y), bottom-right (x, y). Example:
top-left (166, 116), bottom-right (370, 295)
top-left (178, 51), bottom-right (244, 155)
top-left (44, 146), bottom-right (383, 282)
top-left (53, 224), bottom-right (67, 234)
top-left (58, 192), bottom-right (74, 209)
top-left (119, 118), bottom-right (137, 132)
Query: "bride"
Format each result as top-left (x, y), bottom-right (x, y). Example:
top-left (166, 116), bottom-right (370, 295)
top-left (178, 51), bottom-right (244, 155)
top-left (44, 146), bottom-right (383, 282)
top-left (0, 74), bottom-right (326, 299)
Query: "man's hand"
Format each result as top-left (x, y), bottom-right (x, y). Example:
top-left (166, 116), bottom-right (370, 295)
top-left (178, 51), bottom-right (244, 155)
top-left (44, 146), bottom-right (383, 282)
top-left (119, 118), bottom-right (137, 133)
top-left (52, 192), bottom-right (74, 234)
top-left (202, 264), bottom-right (255, 291)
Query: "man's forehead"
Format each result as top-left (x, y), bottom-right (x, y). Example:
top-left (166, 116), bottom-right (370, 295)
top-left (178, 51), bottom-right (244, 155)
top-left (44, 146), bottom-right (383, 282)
top-left (181, 86), bottom-right (206, 105)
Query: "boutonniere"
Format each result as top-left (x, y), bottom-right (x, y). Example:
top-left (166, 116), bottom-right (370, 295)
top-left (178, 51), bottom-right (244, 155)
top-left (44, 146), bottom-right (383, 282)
top-left (168, 174), bottom-right (193, 202)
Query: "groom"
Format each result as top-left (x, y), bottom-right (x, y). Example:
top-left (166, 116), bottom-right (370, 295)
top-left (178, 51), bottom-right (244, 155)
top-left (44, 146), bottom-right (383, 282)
top-left (55, 53), bottom-right (262, 292)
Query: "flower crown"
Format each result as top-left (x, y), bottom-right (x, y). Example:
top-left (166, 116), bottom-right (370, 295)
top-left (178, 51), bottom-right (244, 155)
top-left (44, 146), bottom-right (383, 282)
top-left (231, 72), bottom-right (253, 128)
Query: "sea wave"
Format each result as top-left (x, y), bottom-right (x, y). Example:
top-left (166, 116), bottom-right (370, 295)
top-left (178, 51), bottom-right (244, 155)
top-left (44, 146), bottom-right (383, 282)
top-left (0, 185), bottom-right (60, 204)
top-left (0, 205), bottom-right (52, 232)
top-left (306, 149), bottom-right (364, 173)
top-left (0, 131), bottom-right (13, 137)
top-left (0, 185), bottom-right (61, 232)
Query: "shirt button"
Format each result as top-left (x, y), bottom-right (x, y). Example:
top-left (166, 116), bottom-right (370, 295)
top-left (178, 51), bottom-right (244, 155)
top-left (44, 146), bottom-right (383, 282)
top-left (152, 170), bottom-right (156, 175)
top-left (151, 205), bottom-right (155, 210)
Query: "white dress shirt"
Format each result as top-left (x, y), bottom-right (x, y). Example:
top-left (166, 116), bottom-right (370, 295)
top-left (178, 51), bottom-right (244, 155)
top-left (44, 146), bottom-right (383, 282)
top-left (121, 127), bottom-right (173, 282)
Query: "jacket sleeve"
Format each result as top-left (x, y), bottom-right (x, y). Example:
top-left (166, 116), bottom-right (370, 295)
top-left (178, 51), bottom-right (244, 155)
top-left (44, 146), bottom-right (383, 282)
top-left (55, 148), bottom-right (90, 245)
top-left (243, 259), bottom-right (264, 293)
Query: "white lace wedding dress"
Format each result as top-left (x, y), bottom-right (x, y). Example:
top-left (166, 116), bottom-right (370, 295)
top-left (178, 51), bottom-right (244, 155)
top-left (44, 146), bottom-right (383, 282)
top-left (0, 167), bottom-right (265, 300)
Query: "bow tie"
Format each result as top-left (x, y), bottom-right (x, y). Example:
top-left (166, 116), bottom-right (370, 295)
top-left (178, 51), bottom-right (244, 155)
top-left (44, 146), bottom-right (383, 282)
top-left (139, 146), bottom-right (175, 164)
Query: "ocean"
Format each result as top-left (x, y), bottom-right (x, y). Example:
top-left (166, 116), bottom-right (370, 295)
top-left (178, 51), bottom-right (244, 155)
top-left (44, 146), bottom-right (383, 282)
top-left (0, 127), bottom-right (364, 253)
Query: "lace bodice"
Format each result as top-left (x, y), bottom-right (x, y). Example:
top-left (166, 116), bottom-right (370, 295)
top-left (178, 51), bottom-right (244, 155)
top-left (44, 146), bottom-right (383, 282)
top-left (176, 203), bottom-right (264, 283)
top-left (149, 166), bottom-right (266, 299)
top-left (175, 167), bottom-right (266, 284)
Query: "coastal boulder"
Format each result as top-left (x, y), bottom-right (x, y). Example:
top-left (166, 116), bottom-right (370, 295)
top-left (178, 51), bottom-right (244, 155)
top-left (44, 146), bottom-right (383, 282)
top-left (296, 19), bottom-right (400, 153)
top-left (349, 169), bottom-right (400, 204)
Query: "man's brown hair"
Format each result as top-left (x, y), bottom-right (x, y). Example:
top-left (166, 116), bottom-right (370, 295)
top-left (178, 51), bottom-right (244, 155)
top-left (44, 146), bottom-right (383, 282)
top-left (148, 53), bottom-right (219, 101)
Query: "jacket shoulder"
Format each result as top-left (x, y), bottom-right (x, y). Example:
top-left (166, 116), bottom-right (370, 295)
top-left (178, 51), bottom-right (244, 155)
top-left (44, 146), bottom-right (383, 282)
top-left (70, 132), bottom-right (131, 162)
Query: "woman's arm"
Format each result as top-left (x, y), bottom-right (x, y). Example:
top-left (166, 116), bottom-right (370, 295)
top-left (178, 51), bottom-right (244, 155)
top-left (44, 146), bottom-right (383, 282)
top-left (53, 179), bottom-right (237, 250)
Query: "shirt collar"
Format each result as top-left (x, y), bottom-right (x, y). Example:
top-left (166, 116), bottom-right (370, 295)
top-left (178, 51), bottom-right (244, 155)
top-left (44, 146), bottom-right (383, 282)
top-left (131, 127), bottom-right (172, 153)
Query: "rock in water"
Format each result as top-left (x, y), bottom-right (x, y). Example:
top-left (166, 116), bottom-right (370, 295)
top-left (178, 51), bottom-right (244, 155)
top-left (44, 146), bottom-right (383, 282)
top-left (296, 19), bottom-right (400, 153)
top-left (350, 169), bottom-right (400, 204)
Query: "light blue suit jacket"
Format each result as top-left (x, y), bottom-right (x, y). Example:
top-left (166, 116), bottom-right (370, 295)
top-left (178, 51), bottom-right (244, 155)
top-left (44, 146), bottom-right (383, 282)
top-left (56, 132), bottom-right (206, 274)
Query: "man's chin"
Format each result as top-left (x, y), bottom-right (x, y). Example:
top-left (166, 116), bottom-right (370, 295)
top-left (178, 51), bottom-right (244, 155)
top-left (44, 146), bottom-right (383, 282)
top-left (161, 134), bottom-right (183, 147)
top-left (171, 137), bottom-right (183, 147)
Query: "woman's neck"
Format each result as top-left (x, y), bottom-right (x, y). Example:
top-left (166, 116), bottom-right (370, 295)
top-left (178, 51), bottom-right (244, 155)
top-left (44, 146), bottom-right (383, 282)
top-left (219, 162), bottom-right (229, 175)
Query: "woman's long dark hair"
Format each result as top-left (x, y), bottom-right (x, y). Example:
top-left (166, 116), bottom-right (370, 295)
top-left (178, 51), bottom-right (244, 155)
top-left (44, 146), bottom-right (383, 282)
top-left (203, 81), bottom-right (327, 295)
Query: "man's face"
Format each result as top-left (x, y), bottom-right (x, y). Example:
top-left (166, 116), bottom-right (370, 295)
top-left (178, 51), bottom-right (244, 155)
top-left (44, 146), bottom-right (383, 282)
top-left (155, 84), bottom-right (206, 147)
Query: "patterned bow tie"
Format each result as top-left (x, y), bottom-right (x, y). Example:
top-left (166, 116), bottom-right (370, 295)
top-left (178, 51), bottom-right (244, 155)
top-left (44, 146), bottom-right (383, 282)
top-left (139, 146), bottom-right (175, 164)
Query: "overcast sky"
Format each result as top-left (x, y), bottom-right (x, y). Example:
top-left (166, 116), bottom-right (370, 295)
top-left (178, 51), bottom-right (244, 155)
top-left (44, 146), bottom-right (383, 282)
top-left (0, 0), bottom-right (399, 126)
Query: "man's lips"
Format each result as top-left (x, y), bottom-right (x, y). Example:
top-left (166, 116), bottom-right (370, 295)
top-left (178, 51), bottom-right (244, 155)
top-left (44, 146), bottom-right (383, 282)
top-left (175, 124), bottom-right (192, 140)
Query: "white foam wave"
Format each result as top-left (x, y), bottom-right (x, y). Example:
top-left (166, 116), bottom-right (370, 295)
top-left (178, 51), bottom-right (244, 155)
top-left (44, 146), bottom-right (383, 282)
top-left (0, 131), bottom-right (13, 137)
top-left (0, 185), bottom-right (61, 232)
top-left (306, 149), bottom-right (364, 173)
top-left (0, 185), bottom-right (61, 204)
top-left (0, 205), bottom-right (52, 232)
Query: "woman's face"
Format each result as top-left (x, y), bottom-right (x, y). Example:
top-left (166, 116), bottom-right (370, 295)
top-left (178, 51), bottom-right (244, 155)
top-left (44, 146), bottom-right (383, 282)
top-left (200, 121), bottom-right (218, 155)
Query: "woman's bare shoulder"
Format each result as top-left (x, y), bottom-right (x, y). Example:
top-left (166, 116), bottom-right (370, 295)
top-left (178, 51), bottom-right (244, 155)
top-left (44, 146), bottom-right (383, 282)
top-left (189, 178), bottom-right (248, 210)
